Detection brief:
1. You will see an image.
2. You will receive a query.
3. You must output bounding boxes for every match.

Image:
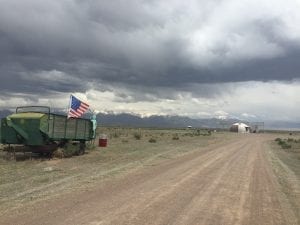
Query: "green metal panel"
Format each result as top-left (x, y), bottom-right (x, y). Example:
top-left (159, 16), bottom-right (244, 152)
top-left (39, 114), bottom-right (49, 134)
top-left (85, 121), bottom-right (92, 139)
top-left (48, 114), bottom-right (54, 138)
top-left (47, 114), bottom-right (93, 141)
top-left (9, 112), bottom-right (44, 119)
top-left (0, 118), bottom-right (20, 144)
top-left (51, 115), bottom-right (66, 139)
top-left (2, 113), bottom-right (45, 145)
top-left (12, 118), bottom-right (43, 145)
top-left (65, 118), bottom-right (76, 139)
top-left (76, 120), bottom-right (86, 139)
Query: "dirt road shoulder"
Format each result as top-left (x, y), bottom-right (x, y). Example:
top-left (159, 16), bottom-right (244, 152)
top-left (265, 138), bottom-right (300, 224)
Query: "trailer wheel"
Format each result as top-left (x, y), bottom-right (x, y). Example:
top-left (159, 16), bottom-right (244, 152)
top-left (78, 142), bottom-right (86, 155)
top-left (58, 140), bottom-right (68, 148)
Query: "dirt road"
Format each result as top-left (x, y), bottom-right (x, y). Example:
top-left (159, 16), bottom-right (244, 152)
top-left (2, 134), bottom-right (298, 225)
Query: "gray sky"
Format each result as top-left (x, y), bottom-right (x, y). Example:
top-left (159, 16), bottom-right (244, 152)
top-left (0, 0), bottom-right (299, 121)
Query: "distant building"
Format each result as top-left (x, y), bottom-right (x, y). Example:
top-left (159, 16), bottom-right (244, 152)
top-left (230, 122), bottom-right (250, 133)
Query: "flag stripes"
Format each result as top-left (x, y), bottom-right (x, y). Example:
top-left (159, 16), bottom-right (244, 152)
top-left (68, 95), bottom-right (89, 118)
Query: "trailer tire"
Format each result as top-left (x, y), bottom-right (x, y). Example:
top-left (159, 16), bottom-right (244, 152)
top-left (78, 142), bottom-right (86, 155)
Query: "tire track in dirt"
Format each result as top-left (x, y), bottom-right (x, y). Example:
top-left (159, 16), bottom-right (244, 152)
top-left (245, 139), bottom-right (286, 225)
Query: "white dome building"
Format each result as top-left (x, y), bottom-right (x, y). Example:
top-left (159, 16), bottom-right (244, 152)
top-left (230, 123), bottom-right (251, 133)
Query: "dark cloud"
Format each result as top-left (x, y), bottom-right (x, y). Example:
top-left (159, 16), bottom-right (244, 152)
top-left (0, 0), bottom-right (300, 99)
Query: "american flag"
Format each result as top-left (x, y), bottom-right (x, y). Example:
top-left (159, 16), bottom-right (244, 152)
top-left (68, 95), bottom-right (89, 118)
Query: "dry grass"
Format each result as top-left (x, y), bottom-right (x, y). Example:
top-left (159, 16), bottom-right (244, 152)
top-left (268, 134), bottom-right (300, 223)
top-left (0, 128), bottom-right (235, 215)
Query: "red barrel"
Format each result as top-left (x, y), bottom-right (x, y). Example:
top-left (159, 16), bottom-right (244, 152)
top-left (99, 138), bottom-right (107, 147)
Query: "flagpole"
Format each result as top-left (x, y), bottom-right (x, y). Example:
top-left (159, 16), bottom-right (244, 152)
top-left (67, 94), bottom-right (72, 118)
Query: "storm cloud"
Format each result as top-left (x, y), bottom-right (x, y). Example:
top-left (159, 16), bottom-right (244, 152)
top-left (0, 0), bottom-right (299, 120)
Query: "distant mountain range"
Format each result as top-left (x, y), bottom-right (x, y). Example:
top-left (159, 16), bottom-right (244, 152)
top-left (96, 113), bottom-right (228, 128)
top-left (0, 109), bottom-right (299, 131)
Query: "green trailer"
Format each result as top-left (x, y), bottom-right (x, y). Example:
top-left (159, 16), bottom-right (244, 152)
top-left (0, 106), bottom-right (94, 155)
